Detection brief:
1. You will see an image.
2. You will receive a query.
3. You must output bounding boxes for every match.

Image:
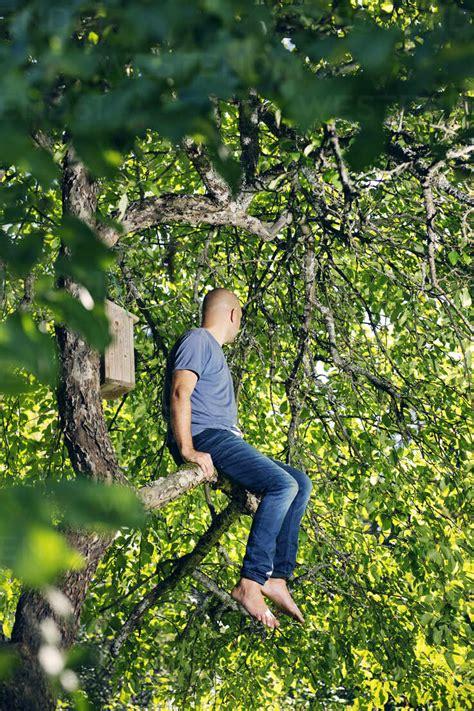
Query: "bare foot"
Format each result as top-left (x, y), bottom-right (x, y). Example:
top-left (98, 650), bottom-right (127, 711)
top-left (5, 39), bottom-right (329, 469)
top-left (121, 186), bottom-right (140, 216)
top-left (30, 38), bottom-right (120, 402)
top-left (231, 578), bottom-right (280, 629)
top-left (261, 578), bottom-right (305, 624)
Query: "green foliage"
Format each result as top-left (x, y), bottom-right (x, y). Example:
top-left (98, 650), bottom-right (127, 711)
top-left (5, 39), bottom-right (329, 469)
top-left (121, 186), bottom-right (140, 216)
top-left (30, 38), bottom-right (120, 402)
top-left (0, 228), bottom-right (45, 278)
top-left (0, 0), bottom-right (472, 183)
top-left (0, 213), bottom-right (115, 392)
top-left (0, 0), bottom-right (472, 708)
top-left (0, 480), bottom-right (145, 586)
top-left (0, 310), bottom-right (57, 391)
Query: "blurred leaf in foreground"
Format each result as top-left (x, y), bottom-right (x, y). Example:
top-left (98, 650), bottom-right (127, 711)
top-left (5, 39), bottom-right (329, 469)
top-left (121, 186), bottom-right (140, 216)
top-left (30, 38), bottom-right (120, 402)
top-left (0, 480), bottom-right (146, 586)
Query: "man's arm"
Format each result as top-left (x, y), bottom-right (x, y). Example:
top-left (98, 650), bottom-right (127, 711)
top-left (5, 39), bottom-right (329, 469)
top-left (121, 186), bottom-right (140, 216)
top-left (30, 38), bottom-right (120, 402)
top-left (170, 369), bottom-right (215, 479)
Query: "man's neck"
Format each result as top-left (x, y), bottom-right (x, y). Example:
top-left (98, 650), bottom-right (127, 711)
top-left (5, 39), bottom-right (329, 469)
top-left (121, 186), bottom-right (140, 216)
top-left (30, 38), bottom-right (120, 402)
top-left (201, 325), bottom-right (226, 346)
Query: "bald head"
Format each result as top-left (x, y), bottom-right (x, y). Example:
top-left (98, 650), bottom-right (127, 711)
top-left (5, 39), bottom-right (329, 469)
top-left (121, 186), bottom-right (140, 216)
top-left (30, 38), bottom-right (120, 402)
top-left (202, 288), bottom-right (239, 318)
top-left (201, 288), bottom-right (242, 344)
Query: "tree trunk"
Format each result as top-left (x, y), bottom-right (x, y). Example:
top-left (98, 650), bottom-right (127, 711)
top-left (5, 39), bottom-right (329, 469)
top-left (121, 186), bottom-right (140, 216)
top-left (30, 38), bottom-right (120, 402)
top-left (0, 146), bottom-right (124, 710)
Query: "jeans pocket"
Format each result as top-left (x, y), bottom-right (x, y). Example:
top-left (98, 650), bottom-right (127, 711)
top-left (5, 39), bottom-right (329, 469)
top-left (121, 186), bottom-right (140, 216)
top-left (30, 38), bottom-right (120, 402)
top-left (194, 428), bottom-right (236, 460)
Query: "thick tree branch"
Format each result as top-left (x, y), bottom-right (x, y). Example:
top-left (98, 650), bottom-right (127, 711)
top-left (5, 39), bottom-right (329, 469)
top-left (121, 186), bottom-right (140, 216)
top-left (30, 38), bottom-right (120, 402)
top-left (97, 193), bottom-right (292, 247)
top-left (181, 137), bottom-right (231, 202)
top-left (139, 464), bottom-right (259, 514)
top-left (139, 464), bottom-right (218, 510)
top-left (31, 129), bottom-right (55, 152)
top-left (436, 174), bottom-right (474, 206)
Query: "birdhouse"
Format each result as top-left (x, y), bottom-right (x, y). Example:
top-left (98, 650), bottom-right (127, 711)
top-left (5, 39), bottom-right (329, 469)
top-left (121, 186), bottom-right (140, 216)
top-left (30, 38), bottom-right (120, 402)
top-left (100, 299), bottom-right (139, 399)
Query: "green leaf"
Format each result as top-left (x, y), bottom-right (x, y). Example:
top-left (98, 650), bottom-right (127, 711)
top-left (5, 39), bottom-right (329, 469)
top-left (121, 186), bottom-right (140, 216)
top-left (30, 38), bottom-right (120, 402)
top-left (346, 120), bottom-right (386, 171)
top-left (0, 311), bottom-right (58, 389)
top-left (54, 214), bottom-right (116, 301)
top-left (13, 525), bottom-right (85, 587)
top-left (460, 288), bottom-right (471, 308)
top-left (0, 229), bottom-right (45, 277)
top-left (0, 646), bottom-right (19, 681)
top-left (0, 480), bottom-right (146, 586)
top-left (36, 284), bottom-right (112, 352)
top-left (0, 123), bottom-right (58, 186)
top-left (53, 479), bottom-right (146, 532)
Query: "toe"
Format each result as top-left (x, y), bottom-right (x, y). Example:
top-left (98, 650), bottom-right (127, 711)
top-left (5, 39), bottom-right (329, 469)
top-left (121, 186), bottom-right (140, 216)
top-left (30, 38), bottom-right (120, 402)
top-left (261, 609), bottom-right (272, 627)
top-left (265, 609), bottom-right (280, 628)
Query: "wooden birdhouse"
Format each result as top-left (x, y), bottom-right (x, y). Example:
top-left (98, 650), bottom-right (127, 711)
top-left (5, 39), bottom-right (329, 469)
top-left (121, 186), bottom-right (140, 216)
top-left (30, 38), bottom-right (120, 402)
top-left (100, 299), bottom-right (139, 399)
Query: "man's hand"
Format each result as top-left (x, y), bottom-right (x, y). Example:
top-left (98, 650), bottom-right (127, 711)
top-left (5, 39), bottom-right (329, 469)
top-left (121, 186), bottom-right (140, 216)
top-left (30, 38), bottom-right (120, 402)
top-left (181, 447), bottom-right (215, 480)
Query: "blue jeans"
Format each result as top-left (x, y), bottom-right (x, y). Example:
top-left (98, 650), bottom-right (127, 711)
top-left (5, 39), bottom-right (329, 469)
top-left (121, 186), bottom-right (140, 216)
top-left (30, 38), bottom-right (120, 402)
top-left (167, 428), bottom-right (312, 586)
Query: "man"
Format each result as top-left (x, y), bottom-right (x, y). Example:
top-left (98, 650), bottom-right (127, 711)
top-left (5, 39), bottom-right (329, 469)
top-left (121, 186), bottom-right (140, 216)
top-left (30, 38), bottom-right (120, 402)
top-left (163, 288), bottom-right (312, 629)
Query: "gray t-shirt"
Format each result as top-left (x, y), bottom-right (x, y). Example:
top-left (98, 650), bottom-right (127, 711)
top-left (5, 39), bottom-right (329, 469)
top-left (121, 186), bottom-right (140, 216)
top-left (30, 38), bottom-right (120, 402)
top-left (163, 327), bottom-right (243, 444)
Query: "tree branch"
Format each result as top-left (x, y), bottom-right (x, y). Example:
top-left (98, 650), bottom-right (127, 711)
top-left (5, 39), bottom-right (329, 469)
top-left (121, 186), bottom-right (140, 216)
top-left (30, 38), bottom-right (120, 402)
top-left (238, 90), bottom-right (261, 185)
top-left (285, 227), bottom-right (316, 459)
top-left (422, 174), bottom-right (473, 334)
top-left (191, 568), bottom-right (251, 618)
top-left (325, 120), bottom-right (357, 204)
top-left (138, 464), bottom-right (259, 514)
top-left (312, 293), bottom-right (401, 401)
top-left (436, 174), bottom-right (474, 206)
top-left (108, 498), bottom-right (243, 659)
top-left (117, 252), bottom-right (169, 358)
top-left (97, 193), bottom-right (292, 247)
top-left (181, 137), bottom-right (231, 202)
